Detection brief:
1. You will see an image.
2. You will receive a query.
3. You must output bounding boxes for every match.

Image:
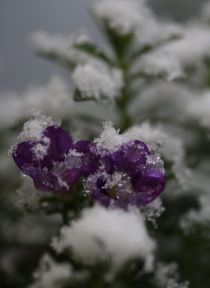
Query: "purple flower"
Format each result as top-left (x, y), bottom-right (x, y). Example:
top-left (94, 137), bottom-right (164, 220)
top-left (12, 125), bottom-right (91, 193)
top-left (85, 140), bottom-right (165, 208)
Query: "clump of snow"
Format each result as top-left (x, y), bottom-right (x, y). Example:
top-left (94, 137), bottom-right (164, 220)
top-left (16, 176), bottom-right (40, 211)
top-left (143, 198), bottom-right (165, 228)
top-left (154, 262), bottom-right (189, 288)
top-left (160, 23), bottom-right (210, 67)
top-left (52, 205), bottom-right (155, 270)
top-left (187, 91), bottom-right (210, 128)
top-left (72, 60), bottom-right (123, 100)
top-left (135, 20), bottom-right (182, 48)
top-left (135, 50), bottom-right (183, 81)
top-left (130, 82), bottom-right (194, 125)
top-left (31, 31), bottom-right (91, 66)
top-left (180, 195), bottom-right (210, 233)
top-left (28, 254), bottom-right (72, 288)
top-left (18, 113), bottom-right (56, 142)
top-left (93, 0), bottom-right (151, 35)
top-left (94, 121), bottom-right (122, 152)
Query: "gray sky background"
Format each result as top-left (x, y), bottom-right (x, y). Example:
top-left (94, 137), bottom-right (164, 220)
top-left (0, 0), bottom-right (207, 92)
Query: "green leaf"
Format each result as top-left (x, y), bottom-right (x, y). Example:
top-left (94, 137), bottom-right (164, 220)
top-left (73, 42), bottom-right (112, 64)
top-left (132, 34), bottom-right (182, 60)
top-left (36, 50), bottom-right (75, 70)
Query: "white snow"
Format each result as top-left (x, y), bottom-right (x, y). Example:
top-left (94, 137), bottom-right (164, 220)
top-left (52, 205), bottom-right (155, 270)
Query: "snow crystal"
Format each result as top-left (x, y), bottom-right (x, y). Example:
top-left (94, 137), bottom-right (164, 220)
top-left (18, 114), bottom-right (55, 142)
top-left (28, 254), bottom-right (72, 288)
top-left (93, 0), bottom-right (151, 35)
top-left (52, 205), bottom-right (155, 270)
top-left (94, 121), bottom-right (122, 152)
top-left (32, 137), bottom-right (50, 160)
top-left (72, 60), bottom-right (123, 100)
top-left (154, 262), bottom-right (189, 288)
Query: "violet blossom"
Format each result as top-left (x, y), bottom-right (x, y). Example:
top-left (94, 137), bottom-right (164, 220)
top-left (85, 140), bottom-right (165, 208)
top-left (12, 125), bottom-right (95, 193)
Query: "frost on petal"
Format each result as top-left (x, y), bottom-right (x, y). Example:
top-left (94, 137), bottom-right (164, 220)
top-left (124, 123), bottom-right (188, 188)
top-left (28, 254), bottom-right (72, 288)
top-left (93, 0), bottom-right (151, 35)
top-left (72, 61), bottom-right (123, 100)
top-left (52, 205), bottom-right (155, 270)
top-left (18, 114), bottom-right (56, 142)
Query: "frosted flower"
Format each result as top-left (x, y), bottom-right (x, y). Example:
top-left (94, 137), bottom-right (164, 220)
top-left (85, 124), bottom-right (165, 208)
top-left (28, 254), bottom-right (72, 288)
top-left (93, 0), bottom-right (151, 35)
top-left (124, 123), bottom-right (186, 186)
top-left (12, 120), bottom-right (87, 193)
top-left (52, 205), bottom-right (155, 270)
top-left (72, 61), bottom-right (123, 100)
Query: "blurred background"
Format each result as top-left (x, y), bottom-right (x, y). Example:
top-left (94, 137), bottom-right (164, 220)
top-left (0, 0), bottom-right (208, 92)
